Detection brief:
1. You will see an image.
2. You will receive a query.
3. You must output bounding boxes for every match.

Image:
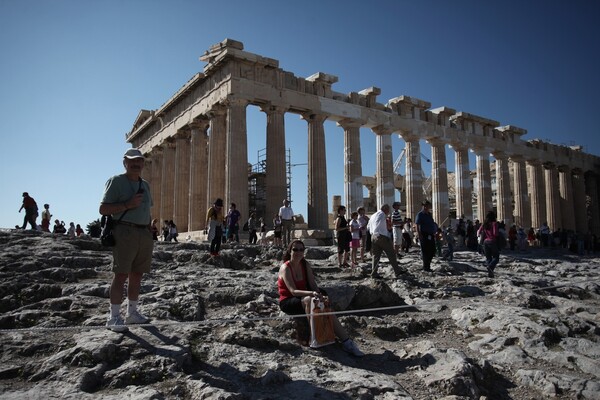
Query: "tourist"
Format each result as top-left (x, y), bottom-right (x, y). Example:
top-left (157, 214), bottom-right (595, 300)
top-left (334, 205), bottom-right (351, 268)
top-left (367, 204), bottom-right (403, 279)
top-left (415, 200), bottom-right (437, 272)
top-left (391, 202), bottom-right (403, 255)
top-left (442, 227), bottom-right (455, 261)
top-left (402, 218), bottom-right (413, 253)
top-left (100, 148), bottom-right (153, 332)
top-left (508, 224), bottom-right (518, 251)
top-left (167, 220), bottom-right (178, 242)
top-left (247, 212), bottom-right (258, 244)
top-left (477, 210), bottom-right (500, 278)
top-left (67, 222), bottom-right (76, 238)
top-left (357, 207), bottom-right (369, 262)
top-left (205, 198), bottom-right (224, 256)
top-left (18, 192), bottom-right (38, 230)
top-left (435, 227), bottom-right (444, 257)
top-left (273, 213), bottom-right (283, 247)
top-left (277, 239), bottom-right (364, 357)
top-left (279, 199), bottom-right (294, 247)
top-left (40, 204), bottom-right (52, 232)
top-left (75, 224), bottom-right (84, 237)
top-left (226, 203), bottom-right (241, 242)
top-left (349, 211), bottom-right (361, 267)
top-left (150, 219), bottom-right (159, 240)
top-left (162, 220), bottom-right (170, 241)
top-left (53, 219), bottom-right (66, 234)
top-left (540, 222), bottom-right (551, 247)
top-left (258, 217), bottom-right (267, 245)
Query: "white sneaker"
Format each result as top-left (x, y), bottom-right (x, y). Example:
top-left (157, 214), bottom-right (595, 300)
top-left (342, 339), bottom-right (365, 357)
top-left (106, 315), bottom-right (129, 332)
top-left (125, 310), bottom-right (150, 325)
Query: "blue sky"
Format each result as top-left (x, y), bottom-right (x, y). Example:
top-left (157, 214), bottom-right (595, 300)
top-left (1, 0), bottom-right (598, 229)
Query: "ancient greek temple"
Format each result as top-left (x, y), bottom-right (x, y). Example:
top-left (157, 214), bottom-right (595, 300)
top-left (126, 39), bottom-right (600, 236)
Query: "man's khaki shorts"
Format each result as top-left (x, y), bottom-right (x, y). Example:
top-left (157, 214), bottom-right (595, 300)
top-left (112, 224), bottom-right (153, 274)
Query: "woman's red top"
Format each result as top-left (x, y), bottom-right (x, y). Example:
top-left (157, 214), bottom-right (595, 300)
top-left (278, 261), bottom-right (307, 302)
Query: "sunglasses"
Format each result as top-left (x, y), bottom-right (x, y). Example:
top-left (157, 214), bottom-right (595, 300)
top-left (291, 248), bottom-right (305, 252)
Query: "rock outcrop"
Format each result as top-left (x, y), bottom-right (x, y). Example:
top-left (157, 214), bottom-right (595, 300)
top-left (0, 229), bottom-right (599, 399)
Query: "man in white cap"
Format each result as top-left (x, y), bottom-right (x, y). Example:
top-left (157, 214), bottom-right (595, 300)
top-left (278, 199), bottom-right (294, 247)
top-left (100, 148), bottom-right (153, 332)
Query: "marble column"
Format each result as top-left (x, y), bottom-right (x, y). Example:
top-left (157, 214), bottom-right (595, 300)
top-left (225, 98), bottom-right (249, 222)
top-left (558, 165), bottom-right (576, 232)
top-left (160, 141), bottom-right (176, 223)
top-left (207, 105), bottom-right (227, 208)
top-left (430, 139), bottom-right (449, 227)
top-left (403, 134), bottom-right (423, 221)
top-left (189, 119), bottom-right (209, 231)
top-left (173, 131), bottom-right (191, 232)
top-left (543, 163), bottom-right (561, 231)
top-left (150, 148), bottom-right (163, 222)
top-left (475, 149), bottom-right (492, 221)
top-left (586, 173), bottom-right (600, 235)
top-left (511, 156), bottom-right (530, 229)
top-left (572, 169), bottom-right (588, 233)
top-left (305, 113), bottom-right (328, 229)
top-left (373, 126), bottom-right (394, 209)
top-left (527, 160), bottom-right (546, 230)
top-left (340, 120), bottom-right (363, 214)
top-left (263, 105), bottom-right (287, 221)
top-left (494, 152), bottom-right (512, 226)
top-left (453, 144), bottom-right (473, 221)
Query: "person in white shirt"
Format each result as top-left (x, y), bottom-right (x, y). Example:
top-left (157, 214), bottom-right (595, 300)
top-left (278, 199), bottom-right (294, 247)
top-left (366, 204), bottom-right (403, 279)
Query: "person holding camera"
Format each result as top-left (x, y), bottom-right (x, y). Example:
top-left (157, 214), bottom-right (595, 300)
top-left (100, 148), bottom-right (153, 332)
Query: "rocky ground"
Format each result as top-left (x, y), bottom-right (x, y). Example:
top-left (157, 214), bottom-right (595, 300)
top-left (0, 229), bottom-right (599, 400)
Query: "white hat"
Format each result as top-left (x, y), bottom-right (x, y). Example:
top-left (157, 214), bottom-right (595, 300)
top-left (124, 148), bottom-right (145, 159)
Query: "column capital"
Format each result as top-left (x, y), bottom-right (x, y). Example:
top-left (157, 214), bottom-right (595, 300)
top-left (449, 141), bottom-right (469, 151)
top-left (223, 97), bottom-right (249, 108)
top-left (301, 112), bottom-right (328, 124)
top-left (372, 124), bottom-right (394, 135)
top-left (426, 137), bottom-right (447, 147)
top-left (491, 150), bottom-right (508, 160)
top-left (175, 129), bottom-right (191, 141)
top-left (207, 104), bottom-right (227, 119)
top-left (399, 130), bottom-right (419, 142)
top-left (259, 103), bottom-right (287, 115)
top-left (189, 118), bottom-right (210, 132)
top-left (542, 161), bottom-right (556, 169)
top-left (337, 118), bottom-right (363, 129)
top-left (557, 164), bottom-right (571, 173)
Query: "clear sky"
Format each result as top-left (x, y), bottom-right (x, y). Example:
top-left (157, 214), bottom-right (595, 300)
top-left (1, 0), bottom-right (599, 230)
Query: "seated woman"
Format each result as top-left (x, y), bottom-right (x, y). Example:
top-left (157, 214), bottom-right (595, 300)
top-left (277, 239), bottom-right (364, 357)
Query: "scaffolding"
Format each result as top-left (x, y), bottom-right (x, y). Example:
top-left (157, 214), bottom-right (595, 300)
top-left (248, 148), bottom-right (292, 218)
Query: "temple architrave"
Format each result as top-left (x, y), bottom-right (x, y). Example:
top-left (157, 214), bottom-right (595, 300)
top-left (126, 39), bottom-right (600, 237)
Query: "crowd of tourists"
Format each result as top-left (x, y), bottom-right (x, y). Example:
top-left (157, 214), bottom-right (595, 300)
top-left (16, 192), bottom-right (86, 238)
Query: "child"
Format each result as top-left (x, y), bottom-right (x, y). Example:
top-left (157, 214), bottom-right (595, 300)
top-left (349, 211), bottom-right (361, 267)
top-left (435, 227), bottom-right (444, 257)
top-left (442, 227), bottom-right (455, 261)
top-left (258, 217), bottom-right (267, 246)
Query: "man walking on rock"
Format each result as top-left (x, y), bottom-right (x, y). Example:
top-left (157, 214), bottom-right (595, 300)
top-left (367, 204), bottom-right (403, 279)
top-left (19, 192), bottom-right (38, 230)
top-left (279, 199), bottom-right (294, 247)
top-left (100, 148), bottom-right (153, 332)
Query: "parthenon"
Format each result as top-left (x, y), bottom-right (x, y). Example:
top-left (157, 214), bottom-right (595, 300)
top-left (126, 39), bottom-right (600, 236)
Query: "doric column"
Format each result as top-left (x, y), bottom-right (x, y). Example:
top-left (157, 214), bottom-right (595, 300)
top-left (494, 152), bottom-right (512, 226)
top-left (225, 98), bottom-right (249, 221)
top-left (189, 119), bottom-right (209, 231)
top-left (453, 144), bottom-right (473, 221)
top-left (403, 134), bottom-right (423, 221)
top-left (558, 165), bottom-right (576, 232)
top-left (429, 139), bottom-right (449, 227)
top-left (160, 141), bottom-right (176, 223)
top-left (527, 160), bottom-right (546, 230)
top-left (474, 148), bottom-right (492, 221)
top-left (373, 126), bottom-right (394, 209)
top-left (262, 105), bottom-right (287, 221)
top-left (339, 119), bottom-right (363, 214)
top-left (173, 131), bottom-right (191, 232)
top-left (150, 148), bottom-right (163, 222)
top-left (586, 172), bottom-right (600, 235)
top-left (304, 113), bottom-right (329, 229)
top-left (572, 169), bottom-right (588, 233)
top-left (510, 156), bottom-right (530, 229)
top-left (543, 163), bottom-right (561, 231)
top-left (207, 105), bottom-right (227, 208)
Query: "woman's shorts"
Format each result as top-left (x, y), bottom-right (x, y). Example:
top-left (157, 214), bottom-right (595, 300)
top-left (350, 238), bottom-right (360, 248)
top-left (279, 297), bottom-right (304, 315)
